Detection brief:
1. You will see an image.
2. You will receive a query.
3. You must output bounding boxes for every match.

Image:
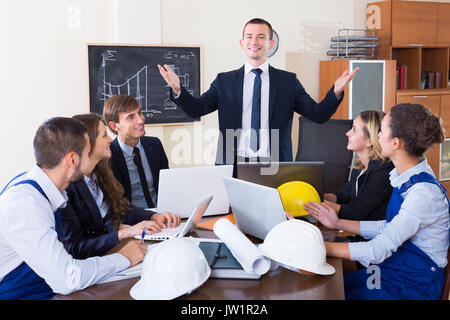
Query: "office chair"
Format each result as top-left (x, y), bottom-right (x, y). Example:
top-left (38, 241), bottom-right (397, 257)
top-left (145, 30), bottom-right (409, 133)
top-left (295, 117), bottom-right (354, 194)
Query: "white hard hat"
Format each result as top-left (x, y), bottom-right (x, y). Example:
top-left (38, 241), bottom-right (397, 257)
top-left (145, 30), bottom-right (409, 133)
top-left (130, 238), bottom-right (211, 300)
top-left (259, 219), bottom-right (335, 275)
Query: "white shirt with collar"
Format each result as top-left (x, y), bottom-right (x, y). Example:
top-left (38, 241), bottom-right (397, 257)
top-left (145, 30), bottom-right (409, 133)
top-left (237, 61), bottom-right (271, 158)
top-left (0, 165), bottom-right (129, 294)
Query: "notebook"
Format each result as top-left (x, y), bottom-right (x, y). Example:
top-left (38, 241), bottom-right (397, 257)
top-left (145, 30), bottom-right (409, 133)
top-left (198, 242), bottom-right (261, 279)
top-left (137, 195), bottom-right (213, 241)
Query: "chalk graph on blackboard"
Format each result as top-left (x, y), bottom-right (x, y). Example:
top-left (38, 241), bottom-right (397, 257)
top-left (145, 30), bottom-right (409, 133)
top-left (100, 50), bottom-right (149, 113)
top-left (99, 51), bottom-right (195, 117)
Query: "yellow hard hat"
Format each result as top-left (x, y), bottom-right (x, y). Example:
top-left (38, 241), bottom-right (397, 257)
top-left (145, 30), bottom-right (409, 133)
top-left (277, 181), bottom-right (321, 217)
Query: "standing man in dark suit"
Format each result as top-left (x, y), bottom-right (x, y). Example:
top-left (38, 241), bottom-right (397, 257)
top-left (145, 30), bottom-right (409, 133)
top-left (158, 18), bottom-right (358, 168)
top-left (103, 94), bottom-right (171, 212)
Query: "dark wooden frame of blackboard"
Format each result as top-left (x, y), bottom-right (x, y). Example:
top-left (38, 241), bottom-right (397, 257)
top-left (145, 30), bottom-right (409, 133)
top-left (86, 43), bottom-right (202, 126)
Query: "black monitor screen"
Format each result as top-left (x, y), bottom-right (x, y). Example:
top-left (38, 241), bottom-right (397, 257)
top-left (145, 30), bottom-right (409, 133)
top-left (296, 117), bottom-right (353, 193)
top-left (237, 161), bottom-right (325, 201)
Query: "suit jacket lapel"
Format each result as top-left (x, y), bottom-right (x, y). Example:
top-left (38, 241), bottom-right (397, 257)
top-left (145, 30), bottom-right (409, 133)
top-left (234, 66), bottom-right (245, 129)
top-left (111, 138), bottom-right (131, 191)
top-left (141, 139), bottom-right (159, 191)
top-left (268, 65), bottom-right (279, 126)
top-left (74, 180), bottom-right (104, 227)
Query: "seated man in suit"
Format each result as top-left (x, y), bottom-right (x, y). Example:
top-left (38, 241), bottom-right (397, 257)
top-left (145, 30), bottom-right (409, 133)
top-left (104, 94), bottom-right (176, 216)
top-left (158, 18), bottom-right (358, 171)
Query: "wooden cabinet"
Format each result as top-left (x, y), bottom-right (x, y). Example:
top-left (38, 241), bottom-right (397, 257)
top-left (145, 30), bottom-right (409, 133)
top-left (367, 1), bottom-right (450, 91)
top-left (319, 60), bottom-right (396, 119)
top-left (396, 90), bottom-right (450, 181)
top-left (437, 3), bottom-right (450, 47)
top-left (396, 94), bottom-right (440, 114)
top-left (441, 95), bottom-right (450, 134)
top-left (391, 1), bottom-right (437, 47)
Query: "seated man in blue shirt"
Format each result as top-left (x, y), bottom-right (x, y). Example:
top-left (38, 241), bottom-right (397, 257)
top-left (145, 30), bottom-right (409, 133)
top-left (104, 94), bottom-right (179, 227)
top-left (0, 117), bottom-right (145, 300)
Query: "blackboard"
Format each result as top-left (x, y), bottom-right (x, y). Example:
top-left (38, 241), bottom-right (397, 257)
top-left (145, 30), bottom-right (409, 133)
top-left (87, 44), bottom-right (201, 125)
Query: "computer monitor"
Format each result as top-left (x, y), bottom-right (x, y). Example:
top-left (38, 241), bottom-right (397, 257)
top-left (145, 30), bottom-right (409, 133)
top-left (236, 161), bottom-right (325, 201)
top-left (296, 117), bottom-right (353, 193)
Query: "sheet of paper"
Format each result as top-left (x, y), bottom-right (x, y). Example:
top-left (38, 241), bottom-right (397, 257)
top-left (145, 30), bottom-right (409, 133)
top-left (98, 262), bottom-right (143, 284)
top-left (213, 218), bottom-right (271, 275)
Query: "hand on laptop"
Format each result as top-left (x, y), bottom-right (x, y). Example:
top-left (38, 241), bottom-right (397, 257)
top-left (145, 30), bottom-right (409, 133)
top-left (118, 220), bottom-right (165, 241)
top-left (151, 212), bottom-right (181, 229)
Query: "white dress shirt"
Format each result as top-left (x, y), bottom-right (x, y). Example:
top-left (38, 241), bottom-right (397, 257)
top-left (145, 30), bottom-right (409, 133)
top-left (0, 165), bottom-right (129, 294)
top-left (237, 61), bottom-right (270, 158)
top-left (84, 173), bottom-right (109, 219)
top-left (349, 159), bottom-right (449, 268)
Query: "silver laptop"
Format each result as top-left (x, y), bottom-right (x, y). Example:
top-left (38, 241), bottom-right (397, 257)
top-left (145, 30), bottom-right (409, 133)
top-left (222, 177), bottom-right (287, 240)
top-left (157, 165), bottom-right (233, 218)
top-left (138, 195), bottom-right (213, 241)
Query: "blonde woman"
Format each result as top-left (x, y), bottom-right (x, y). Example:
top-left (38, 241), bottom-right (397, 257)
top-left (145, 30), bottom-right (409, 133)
top-left (320, 110), bottom-right (394, 221)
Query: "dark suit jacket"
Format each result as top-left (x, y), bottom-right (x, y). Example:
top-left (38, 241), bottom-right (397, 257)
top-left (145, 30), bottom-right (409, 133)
top-left (59, 179), bottom-right (153, 259)
top-left (171, 65), bottom-right (343, 165)
top-left (335, 159), bottom-right (394, 221)
top-left (110, 136), bottom-right (169, 204)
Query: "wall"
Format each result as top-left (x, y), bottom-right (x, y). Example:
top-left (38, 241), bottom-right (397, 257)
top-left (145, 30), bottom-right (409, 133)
top-left (0, 0), bottom-right (407, 186)
top-left (0, 0), bottom-right (161, 186)
top-left (160, 0), bottom-right (366, 169)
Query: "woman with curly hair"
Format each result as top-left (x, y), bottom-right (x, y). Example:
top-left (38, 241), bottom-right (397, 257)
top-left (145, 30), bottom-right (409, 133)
top-left (305, 103), bottom-right (449, 299)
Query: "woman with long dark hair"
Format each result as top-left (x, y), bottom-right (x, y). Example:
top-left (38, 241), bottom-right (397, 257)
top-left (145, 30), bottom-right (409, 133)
top-left (59, 113), bottom-right (180, 259)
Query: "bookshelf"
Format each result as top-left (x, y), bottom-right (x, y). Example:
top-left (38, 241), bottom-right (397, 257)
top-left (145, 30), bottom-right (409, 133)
top-left (367, 0), bottom-right (450, 184)
top-left (367, 0), bottom-right (450, 92)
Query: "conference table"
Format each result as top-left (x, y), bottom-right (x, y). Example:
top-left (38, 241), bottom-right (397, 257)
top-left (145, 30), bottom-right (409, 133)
top-left (54, 217), bottom-right (345, 300)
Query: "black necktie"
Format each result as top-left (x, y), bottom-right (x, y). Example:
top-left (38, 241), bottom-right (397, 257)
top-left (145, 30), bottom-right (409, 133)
top-left (133, 147), bottom-right (154, 208)
top-left (250, 68), bottom-right (262, 153)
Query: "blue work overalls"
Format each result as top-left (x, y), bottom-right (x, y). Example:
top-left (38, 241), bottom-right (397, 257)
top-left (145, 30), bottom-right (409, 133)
top-left (344, 172), bottom-right (449, 300)
top-left (0, 173), bottom-right (61, 300)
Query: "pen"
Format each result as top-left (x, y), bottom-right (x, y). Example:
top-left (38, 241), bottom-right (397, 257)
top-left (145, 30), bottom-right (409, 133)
top-left (141, 224), bottom-right (148, 245)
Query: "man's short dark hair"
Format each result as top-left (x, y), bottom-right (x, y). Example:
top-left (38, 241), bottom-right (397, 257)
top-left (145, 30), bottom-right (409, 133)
top-left (103, 94), bottom-right (140, 135)
top-left (33, 117), bottom-right (88, 169)
top-left (242, 18), bottom-right (273, 40)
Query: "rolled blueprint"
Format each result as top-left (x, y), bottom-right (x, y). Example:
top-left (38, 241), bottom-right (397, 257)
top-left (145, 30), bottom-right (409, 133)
top-left (213, 218), bottom-right (271, 275)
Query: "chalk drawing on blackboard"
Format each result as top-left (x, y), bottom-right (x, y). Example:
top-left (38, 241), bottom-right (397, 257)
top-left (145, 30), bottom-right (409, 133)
top-left (162, 64), bottom-right (194, 110)
top-left (164, 50), bottom-right (196, 61)
top-left (88, 44), bottom-right (201, 124)
top-left (99, 50), bottom-right (158, 117)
